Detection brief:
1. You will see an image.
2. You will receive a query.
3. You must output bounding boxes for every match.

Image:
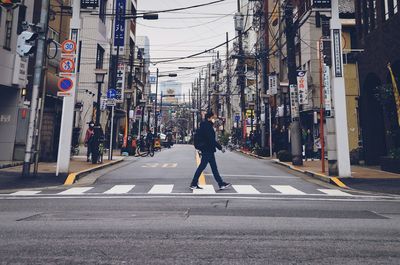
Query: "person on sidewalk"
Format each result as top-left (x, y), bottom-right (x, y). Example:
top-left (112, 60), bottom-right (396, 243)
top-left (84, 122), bottom-right (95, 162)
top-left (305, 129), bottom-right (314, 161)
top-left (190, 111), bottom-right (231, 190)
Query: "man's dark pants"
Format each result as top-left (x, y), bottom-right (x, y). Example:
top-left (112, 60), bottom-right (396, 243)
top-left (191, 152), bottom-right (224, 186)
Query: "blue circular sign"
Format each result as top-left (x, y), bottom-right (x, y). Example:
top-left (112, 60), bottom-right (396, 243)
top-left (107, 89), bottom-right (117, 99)
top-left (58, 78), bottom-right (73, 92)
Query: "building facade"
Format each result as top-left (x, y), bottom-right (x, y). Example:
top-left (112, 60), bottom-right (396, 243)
top-left (0, 1), bottom-right (34, 161)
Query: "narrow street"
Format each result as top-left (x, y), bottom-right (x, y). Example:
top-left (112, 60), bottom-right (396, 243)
top-left (1, 146), bottom-right (399, 264)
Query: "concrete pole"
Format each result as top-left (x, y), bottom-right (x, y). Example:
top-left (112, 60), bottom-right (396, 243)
top-left (330, 0), bottom-right (351, 177)
top-left (285, 1), bottom-right (303, 166)
top-left (56, 0), bottom-right (81, 176)
top-left (108, 105), bottom-right (114, 160)
top-left (22, 0), bottom-right (50, 177)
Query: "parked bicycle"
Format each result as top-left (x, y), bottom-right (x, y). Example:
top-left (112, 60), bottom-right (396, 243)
top-left (135, 135), bottom-right (155, 157)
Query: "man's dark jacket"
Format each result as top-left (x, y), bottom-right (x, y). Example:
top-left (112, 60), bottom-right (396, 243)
top-left (198, 120), bottom-right (222, 153)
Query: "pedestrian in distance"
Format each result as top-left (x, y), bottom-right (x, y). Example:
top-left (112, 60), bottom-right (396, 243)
top-left (190, 111), bottom-right (231, 190)
top-left (84, 121), bottom-right (95, 162)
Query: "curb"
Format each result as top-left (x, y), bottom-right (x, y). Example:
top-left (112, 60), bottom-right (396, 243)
top-left (64, 158), bottom-right (125, 185)
top-left (0, 161), bottom-right (24, 169)
top-left (271, 159), bottom-right (349, 188)
top-left (236, 150), bottom-right (270, 160)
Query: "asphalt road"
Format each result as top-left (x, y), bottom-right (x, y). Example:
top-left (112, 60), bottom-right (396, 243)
top-left (0, 145), bottom-right (399, 264)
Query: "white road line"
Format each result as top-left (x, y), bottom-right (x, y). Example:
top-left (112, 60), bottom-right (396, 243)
top-left (204, 174), bottom-right (297, 179)
top-left (232, 185), bottom-right (261, 194)
top-left (58, 187), bottom-right (94, 195)
top-left (10, 191), bottom-right (41, 196)
top-left (271, 185), bottom-right (306, 195)
top-left (148, 185), bottom-right (174, 194)
top-left (161, 163), bottom-right (177, 168)
top-left (318, 189), bottom-right (352, 196)
top-left (104, 185), bottom-right (135, 194)
top-left (193, 185), bottom-right (216, 194)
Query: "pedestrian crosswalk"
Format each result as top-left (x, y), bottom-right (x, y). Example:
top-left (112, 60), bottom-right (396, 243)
top-left (1, 184), bottom-right (353, 197)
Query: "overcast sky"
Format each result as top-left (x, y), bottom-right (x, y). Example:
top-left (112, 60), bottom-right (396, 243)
top-left (136, 0), bottom-right (238, 97)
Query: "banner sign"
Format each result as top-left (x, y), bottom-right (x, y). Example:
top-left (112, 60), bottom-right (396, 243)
top-left (297, 70), bottom-right (308, 105)
top-left (312, 0), bottom-right (331, 8)
top-left (289, 84), bottom-right (300, 120)
top-left (268, 74), bottom-right (278, 96)
top-left (115, 63), bottom-right (126, 102)
top-left (81, 0), bottom-right (99, 9)
top-left (323, 65), bottom-right (332, 116)
top-left (114, 0), bottom-right (126, 47)
top-left (333, 29), bottom-right (343, 77)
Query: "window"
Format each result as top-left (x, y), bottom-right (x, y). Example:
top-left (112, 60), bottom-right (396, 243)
top-left (3, 9), bottom-right (13, 50)
top-left (96, 44), bottom-right (105, 69)
top-left (99, 0), bottom-right (107, 23)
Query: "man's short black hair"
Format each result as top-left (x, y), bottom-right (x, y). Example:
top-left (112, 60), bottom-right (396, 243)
top-left (205, 111), bottom-right (214, 119)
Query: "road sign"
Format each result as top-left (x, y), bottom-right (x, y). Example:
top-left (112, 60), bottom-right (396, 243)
top-left (106, 99), bottom-right (116, 107)
top-left (60, 58), bottom-right (75, 73)
top-left (61, 40), bottom-right (76, 54)
top-left (149, 76), bottom-right (156, 84)
top-left (107, 89), bottom-right (117, 99)
top-left (235, 115), bottom-right (240, 122)
top-left (58, 77), bottom-right (73, 92)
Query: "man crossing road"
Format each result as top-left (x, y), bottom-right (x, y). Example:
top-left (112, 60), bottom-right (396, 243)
top-left (190, 111), bottom-right (231, 190)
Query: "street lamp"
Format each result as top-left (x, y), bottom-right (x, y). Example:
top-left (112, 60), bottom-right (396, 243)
top-left (92, 69), bottom-right (107, 164)
top-left (154, 68), bottom-right (177, 134)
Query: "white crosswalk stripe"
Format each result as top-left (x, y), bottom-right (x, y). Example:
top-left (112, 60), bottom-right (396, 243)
top-left (193, 185), bottom-right (216, 194)
top-left (271, 185), bottom-right (306, 195)
top-left (1, 185), bottom-right (355, 197)
top-left (58, 187), bottom-right (94, 195)
top-left (318, 189), bottom-right (352, 196)
top-left (148, 185), bottom-right (174, 194)
top-left (104, 185), bottom-right (135, 194)
top-left (232, 185), bottom-right (261, 194)
top-left (10, 191), bottom-right (41, 196)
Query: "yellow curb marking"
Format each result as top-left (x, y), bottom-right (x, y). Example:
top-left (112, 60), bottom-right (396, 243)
top-left (195, 152), bottom-right (206, 186)
top-left (331, 177), bottom-right (348, 188)
top-left (64, 160), bottom-right (120, 186)
top-left (64, 173), bottom-right (77, 185)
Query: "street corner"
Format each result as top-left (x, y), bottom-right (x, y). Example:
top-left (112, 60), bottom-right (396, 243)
top-left (336, 177), bottom-right (400, 196)
top-left (64, 157), bottom-right (125, 185)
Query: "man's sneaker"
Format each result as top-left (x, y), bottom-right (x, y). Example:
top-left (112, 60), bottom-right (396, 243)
top-left (190, 185), bottom-right (203, 190)
top-left (219, 182), bottom-right (232, 190)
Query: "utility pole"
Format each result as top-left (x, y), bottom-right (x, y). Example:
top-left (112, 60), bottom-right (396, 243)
top-left (208, 63), bottom-right (211, 111)
top-left (22, 0), bottom-right (50, 177)
top-left (284, 1), bottom-right (303, 166)
top-left (55, 0), bottom-right (81, 176)
top-left (261, 0), bottom-right (270, 149)
top-left (226, 32), bottom-right (232, 132)
top-left (236, 0), bottom-right (246, 144)
top-left (199, 72), bottom-right (202, 119)
top-left (154, 68), bottom-right (159, 133)
top-left (330, 0), bottom-right (351, 177)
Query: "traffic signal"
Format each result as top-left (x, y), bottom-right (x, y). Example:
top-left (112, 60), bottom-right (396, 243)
top-left (0, 0), bottom-right (21, 9)
top-left (16, 30), bottom-right (37, 57)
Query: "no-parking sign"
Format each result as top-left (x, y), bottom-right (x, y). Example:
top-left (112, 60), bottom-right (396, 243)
top-left (57, 77), bottom-right (74, 97)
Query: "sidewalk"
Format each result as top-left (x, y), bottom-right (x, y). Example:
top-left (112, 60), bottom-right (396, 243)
top-left (273, 159), bottom-right (400, 195)
top-left (0, 155), bottom-right (124, 191)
